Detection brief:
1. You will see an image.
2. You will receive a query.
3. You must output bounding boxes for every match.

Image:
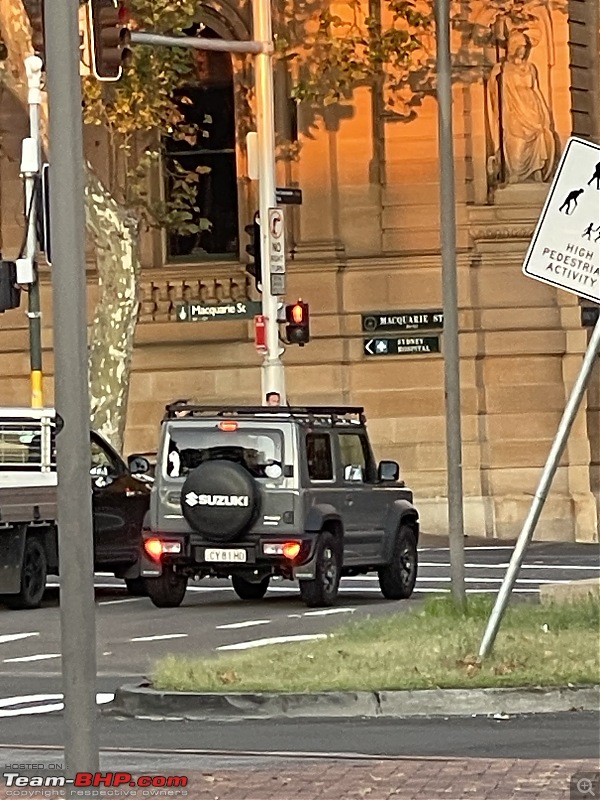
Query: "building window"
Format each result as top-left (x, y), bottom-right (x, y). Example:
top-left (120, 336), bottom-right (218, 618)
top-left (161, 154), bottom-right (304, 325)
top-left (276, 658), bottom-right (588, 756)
top-left (165, 29), bottom-right (239, 262)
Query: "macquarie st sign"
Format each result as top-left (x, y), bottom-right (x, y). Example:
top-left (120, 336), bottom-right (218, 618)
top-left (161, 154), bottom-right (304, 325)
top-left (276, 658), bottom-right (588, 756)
top-left (362, 310), bottom-right (444, 333)
top-left (176, 300), bottom-right (262, 322)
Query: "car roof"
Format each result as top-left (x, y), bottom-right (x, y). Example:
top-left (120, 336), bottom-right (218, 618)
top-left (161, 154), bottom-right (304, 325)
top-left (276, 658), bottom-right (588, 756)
top-left (162, 404), bottom-right (367, 430)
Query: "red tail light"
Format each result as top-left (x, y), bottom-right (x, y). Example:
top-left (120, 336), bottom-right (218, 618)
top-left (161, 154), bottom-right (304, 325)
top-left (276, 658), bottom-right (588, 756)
top-left (282, 541), bottom-right (301, 559)
top-left (144, 537), bottom-right (163, 560)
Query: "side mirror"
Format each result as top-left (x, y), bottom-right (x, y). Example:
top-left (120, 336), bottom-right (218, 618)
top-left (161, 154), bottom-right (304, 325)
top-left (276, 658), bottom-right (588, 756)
top-left (128, 455), bottom-right (151, 475)
top-left (378, 460), bottom-right (400, 482)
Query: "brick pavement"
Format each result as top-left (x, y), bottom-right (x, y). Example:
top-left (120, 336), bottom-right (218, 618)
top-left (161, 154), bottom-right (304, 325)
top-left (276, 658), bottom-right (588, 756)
top-left (1, 758), bottom-right (599, 800)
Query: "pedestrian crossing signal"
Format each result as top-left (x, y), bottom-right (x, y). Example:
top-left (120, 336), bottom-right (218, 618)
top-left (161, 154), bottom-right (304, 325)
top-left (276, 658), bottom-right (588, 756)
top-left (89, 0), bottom-right (132, 81)
top-left (285, 300), bottom-right (310, 346)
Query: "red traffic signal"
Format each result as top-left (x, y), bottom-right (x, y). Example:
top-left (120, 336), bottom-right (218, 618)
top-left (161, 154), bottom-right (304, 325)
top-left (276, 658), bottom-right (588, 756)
top-left (285, 300), bottom-right (310, 346)
top-left (89, 0), bottom-right (131, 81)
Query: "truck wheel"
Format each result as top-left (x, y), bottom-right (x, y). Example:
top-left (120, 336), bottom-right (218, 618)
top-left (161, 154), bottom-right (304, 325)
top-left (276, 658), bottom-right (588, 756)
top-left (299, 531), bottom-right (341, 608)
top-left (6, 538), bottom-right (47, 610)
top-left (145, 567), bottom-right (188, 608)
top-left (124, 577), bottom-right (148, 597)
top-left (232, 575), bottom-right (270, 600)
top-left (378, 525), bottom-right (418, 600)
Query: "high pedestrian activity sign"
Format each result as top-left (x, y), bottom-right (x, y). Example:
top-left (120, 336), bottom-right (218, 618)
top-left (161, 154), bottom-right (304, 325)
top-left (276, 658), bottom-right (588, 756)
top-left (522, 137), bottom-right (600, 305)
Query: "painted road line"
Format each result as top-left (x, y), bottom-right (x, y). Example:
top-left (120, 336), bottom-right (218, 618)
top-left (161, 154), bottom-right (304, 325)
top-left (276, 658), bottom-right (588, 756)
top-left (416, 562), bottom-right (600, 570)
top-left (0, 692), bottom-right (115, 718)
top-left (216, 620), bottom-right (272, 630)
top-left (217, 634), bottom-right (328, 651)
top-left (186, 586), bottom-right (233, 593)
top-left (99, 598), bottom-right (146, 606)
top-left (0, 633), bottom-right (39, 645)
top-left (131, 634), bottom-right (188, 642)
top-left (342, 575), bottom-right (595, 584)
top-left (304, 608), bottom-right (356, 617)
top-left (3, 654), bottom-right (61, 663)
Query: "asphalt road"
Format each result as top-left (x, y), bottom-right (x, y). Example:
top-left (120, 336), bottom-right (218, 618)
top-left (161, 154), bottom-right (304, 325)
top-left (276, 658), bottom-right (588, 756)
top-left (0, 536), bottom-right (598, 766)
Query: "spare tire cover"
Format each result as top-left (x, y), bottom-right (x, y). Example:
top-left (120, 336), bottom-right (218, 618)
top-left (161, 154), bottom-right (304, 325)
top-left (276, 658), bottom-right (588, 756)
top-left (180, 460), bottom-right (260, 541)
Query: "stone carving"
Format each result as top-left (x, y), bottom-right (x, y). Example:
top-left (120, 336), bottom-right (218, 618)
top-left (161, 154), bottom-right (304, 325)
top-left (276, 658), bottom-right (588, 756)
top-left (487, 30), bottom-right (555, 185)
top-left (470, 226), bottom-right (536, 240)
top-left (139, 277), bottom-right (251, 323)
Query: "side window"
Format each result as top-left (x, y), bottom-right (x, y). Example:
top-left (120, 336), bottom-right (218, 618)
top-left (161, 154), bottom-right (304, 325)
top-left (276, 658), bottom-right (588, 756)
top-left (91, 440), bottom-right (119, 475)
top-left (306, 433), bottom-right (334, 481)
top-left (339, 433), bottom-right (370, 483)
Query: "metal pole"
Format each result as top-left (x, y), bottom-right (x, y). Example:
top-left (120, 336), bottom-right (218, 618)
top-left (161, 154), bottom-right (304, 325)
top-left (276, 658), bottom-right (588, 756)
top-left (23, 56), bottom-right (43, 408)
top-left (434, 0), bottom-right (466, 604)
top-left (252, 0), bottom-right (286, 403)
top-left (130, 31), bottom-right (263, 54)
top-left (479, 315), bottom-right (600, 658)
top-left (44, 0), bottom-right (99, 774)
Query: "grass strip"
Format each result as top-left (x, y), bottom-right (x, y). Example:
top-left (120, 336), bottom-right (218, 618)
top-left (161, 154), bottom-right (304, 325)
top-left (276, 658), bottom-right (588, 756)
top-left (153, 595), bottom-right (600, 693)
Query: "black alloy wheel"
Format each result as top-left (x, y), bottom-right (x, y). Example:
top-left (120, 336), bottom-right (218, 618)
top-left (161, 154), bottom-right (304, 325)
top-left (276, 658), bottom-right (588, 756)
top-left (378, 525), bottom-right (418, 600)
top-left (6, 538), bottom-right (48, 610)
top-left (299, 531), bottom-right (341, 608)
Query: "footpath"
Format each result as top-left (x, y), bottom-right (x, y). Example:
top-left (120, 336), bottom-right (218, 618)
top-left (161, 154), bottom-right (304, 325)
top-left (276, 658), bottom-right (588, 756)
top-left (0, 756), bottom-right (598, 799)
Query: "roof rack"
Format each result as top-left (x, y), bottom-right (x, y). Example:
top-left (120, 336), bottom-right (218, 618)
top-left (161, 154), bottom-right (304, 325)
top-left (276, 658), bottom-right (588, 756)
top-left (162, 403), bottom-right (366, 427)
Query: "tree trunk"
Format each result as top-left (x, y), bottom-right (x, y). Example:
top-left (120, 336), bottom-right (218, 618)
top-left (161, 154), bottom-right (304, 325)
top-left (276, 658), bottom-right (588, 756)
top-left (0, 0), bottom-right (141, 451)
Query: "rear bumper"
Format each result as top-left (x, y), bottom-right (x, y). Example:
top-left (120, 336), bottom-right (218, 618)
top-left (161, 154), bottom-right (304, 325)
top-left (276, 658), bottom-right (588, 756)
top-left (140, 532), bottom-right (316, 578)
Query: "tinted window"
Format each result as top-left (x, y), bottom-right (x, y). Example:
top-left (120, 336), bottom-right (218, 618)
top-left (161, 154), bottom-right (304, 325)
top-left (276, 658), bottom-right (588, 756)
top-left (306, 433), bottom-right (333, 481)
top-left (165, 427), bottom-right (283, 480)
top-left (91, 440), bottom-right (120, 474)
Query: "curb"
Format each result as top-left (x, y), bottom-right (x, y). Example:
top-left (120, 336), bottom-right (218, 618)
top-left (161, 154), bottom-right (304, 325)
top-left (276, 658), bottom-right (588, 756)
top-left (107, 683), bottom-right (600, 721)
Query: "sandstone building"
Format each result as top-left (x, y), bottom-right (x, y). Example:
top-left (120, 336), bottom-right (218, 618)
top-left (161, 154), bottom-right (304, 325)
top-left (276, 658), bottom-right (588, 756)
top-left (0, 0), bottom-right (598, 541)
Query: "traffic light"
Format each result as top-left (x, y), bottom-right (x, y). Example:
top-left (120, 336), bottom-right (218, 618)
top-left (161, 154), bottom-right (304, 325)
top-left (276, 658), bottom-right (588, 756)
top-left (285, 300), bottom-right (310, 346)
top-left (27, 0), bottom-right (45, 65)
top-left (0, 260), bottom-right (21, 313)
top-left (245, 213), bottom-right (262, 291)
top-left (89, 0), bottom-right (131, 81)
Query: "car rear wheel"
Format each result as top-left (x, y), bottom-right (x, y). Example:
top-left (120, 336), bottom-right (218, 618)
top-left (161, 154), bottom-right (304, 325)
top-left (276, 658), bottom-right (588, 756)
top-left (6, 538), bottom-right (47, 610)
top-left (146, 567), bottom-right (188, 608)
top-left (232, 575), bottom-right (270, 600)
top-left (124, 577), bottom-right (148, 597)
top-left (299, 531), bottom-right (341, 608)
top-left (378, 525), bottom-right (418, 600)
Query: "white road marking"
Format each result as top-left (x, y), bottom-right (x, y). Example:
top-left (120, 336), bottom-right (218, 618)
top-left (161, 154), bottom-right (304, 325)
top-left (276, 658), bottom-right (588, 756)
top-left (130, 634), bottom-right (188, 642)
top-left (0, 692), bottom-right (114, 718)
top-left (99, 598), bottom-right (145, 606)
top-left (217, 634), bottom-right (327, 651)
top-left (417, 562), bottom-right (600, 571)
top-left (186, 586), bottom-right (233, 593)
top-left (304, 608), bottom-right (355, 617)
top-left (3, 653), bottom-right (61, 663)
top-left (216, 620), bottom-right (272, 630)
top-left (0, 633), bottom-right (39, 645)
top-left (342, 575), bottom-right (591, 585)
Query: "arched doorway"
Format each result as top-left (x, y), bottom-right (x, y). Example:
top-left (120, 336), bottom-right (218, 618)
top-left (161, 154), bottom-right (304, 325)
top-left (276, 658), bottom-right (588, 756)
top-left (164, 25), bottom-right (239, 261)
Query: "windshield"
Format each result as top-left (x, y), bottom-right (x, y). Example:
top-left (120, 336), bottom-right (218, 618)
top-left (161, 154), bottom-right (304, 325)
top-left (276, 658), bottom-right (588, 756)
top-left (164, 426), bottom-right (284, 480)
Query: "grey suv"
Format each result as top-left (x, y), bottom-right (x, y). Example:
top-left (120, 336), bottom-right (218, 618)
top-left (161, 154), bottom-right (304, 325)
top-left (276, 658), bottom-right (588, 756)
top-left (140, 404), bottom-right (419, 608)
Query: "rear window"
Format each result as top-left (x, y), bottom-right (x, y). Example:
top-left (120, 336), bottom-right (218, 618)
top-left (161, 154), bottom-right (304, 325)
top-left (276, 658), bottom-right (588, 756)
top-left (164, 426), bottom-right (284, 480)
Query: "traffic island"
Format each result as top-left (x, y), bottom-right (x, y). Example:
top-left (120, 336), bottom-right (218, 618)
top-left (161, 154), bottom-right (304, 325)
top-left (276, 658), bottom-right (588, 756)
top-left (107, 596), bottom-right (600, 720)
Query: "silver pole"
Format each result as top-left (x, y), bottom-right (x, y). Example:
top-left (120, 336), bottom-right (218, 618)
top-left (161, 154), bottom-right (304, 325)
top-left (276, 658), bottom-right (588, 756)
top-left (130, 31), bottom-right (263, 54)
top-left (22, 56), bottom-right (44, 409)
top-left (44, 0), bottom-right (99, 774)
top-left (479, 315), bottom-right (600, 658)
top-left (434, 0), bottom-right (466, 604)
top-left (252, 0), bottom-right (286, 402)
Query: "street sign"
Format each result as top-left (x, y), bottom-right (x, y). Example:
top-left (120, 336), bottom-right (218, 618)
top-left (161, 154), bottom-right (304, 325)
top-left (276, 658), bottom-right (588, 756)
top-left (523, 137), bottom-right (600, 305)
top-left (363, 336), bottom-right (441, 356)
top-left (254, 314), bottom-right (267, 352)
top-left (362, 309), bottom-right (443, 333)
top-left (175, 300), bottom-right (261, 322)
top-left (276, 187), bottom-right (302, 205)
top-left (268, 207), bottom-right (285, 274)
top-left (270, 273), bottom-right (286, 296)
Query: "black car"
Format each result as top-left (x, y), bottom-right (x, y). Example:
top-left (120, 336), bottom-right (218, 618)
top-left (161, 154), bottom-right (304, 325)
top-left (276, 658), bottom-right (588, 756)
top-left (0, 425), bottom-right (152, 610)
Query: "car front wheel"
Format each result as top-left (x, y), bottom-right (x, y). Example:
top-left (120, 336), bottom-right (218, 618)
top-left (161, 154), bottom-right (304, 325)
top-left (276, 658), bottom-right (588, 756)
top-left (299, 531), bottom-right (341, 608)
top-left (145, 567), bottom-right (188, 608)
top-left (378, 525), bottom-right (418, 600)
top-left (5, 538), bottom-right (47, 610)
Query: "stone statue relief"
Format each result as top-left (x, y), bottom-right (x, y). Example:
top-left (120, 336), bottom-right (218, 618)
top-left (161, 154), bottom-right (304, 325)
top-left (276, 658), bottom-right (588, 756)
top-left (486, 29), bottom-right (556, 185)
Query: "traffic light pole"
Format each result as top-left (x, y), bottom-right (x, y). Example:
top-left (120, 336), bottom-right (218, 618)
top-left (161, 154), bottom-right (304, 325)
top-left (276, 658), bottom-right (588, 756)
top-left (130, 24), bottom-right (286, 402)
top-left (252, 0), bottom-right (286, 402)
top-left (23, 56), bottom-right (44, 408)
top-left (44, 0), bottom-right (99, 777)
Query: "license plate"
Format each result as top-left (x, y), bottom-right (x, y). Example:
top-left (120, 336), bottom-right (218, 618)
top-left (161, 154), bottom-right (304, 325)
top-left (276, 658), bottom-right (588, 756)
top-left (204, 548), bottom-right (247, 563)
